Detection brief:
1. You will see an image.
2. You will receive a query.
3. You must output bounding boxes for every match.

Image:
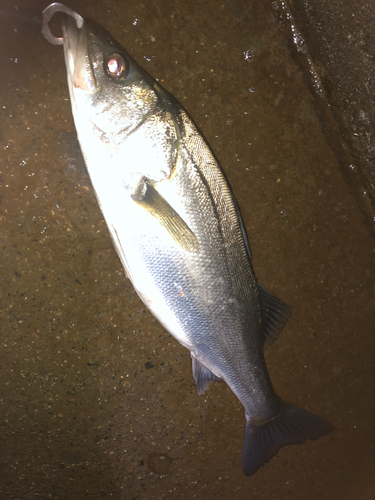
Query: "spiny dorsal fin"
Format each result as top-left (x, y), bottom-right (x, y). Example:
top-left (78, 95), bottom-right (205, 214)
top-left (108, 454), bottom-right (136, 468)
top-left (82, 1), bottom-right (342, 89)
top-left (258, 284), bottom-right (291, 348)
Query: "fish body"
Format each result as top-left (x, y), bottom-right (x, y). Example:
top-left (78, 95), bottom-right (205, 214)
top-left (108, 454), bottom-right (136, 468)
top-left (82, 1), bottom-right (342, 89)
top-left (42, 3), bottom-right (333, 475)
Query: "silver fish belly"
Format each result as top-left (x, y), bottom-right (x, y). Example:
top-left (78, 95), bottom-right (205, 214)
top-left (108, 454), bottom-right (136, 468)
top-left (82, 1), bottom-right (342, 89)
top-left (42, 3), bottom-right (333, 475)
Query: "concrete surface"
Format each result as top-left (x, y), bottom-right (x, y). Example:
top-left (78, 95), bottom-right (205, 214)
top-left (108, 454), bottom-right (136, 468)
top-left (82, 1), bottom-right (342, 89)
top-left (277, 0), bottom-right (375, 208)
top-left (0, 0), bottom-right (374, 498)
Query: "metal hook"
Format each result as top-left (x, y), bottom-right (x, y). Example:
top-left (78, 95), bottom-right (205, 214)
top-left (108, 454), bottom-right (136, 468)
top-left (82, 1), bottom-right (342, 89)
top-left (42, 3), bottom-right (84, 45)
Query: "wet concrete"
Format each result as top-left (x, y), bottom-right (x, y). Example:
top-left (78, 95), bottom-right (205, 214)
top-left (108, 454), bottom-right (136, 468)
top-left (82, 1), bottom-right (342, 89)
top-left (277, 0), bottom-right (375, 206)
top-left (0, 0), bottom-right (374, 498)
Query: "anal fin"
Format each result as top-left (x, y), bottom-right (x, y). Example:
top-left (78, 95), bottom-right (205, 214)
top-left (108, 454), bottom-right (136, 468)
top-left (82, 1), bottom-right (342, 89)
top-left (191, 354), bottom-right (222, 395)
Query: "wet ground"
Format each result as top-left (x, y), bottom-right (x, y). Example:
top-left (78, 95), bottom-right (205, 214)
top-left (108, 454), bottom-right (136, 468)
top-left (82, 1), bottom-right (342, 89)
top-left (0, 0), bottom-right (374, 498)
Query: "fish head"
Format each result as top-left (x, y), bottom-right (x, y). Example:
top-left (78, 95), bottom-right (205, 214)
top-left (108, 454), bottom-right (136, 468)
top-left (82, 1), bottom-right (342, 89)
top-left (43, 4), bottom-right (182, 210)
top-left (61, 15), bottom-right (159, 147)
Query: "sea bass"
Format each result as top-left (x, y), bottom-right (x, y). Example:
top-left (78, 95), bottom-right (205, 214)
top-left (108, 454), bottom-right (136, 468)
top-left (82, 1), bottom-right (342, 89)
top-left (42, 3), bottom-right (333, 475)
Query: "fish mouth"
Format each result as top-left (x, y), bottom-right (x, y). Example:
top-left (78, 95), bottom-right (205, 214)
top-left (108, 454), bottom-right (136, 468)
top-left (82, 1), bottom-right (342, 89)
top-left (42, 3), bottom-right (97, 93)
top-left (63, 17), bottom-right (97, 93)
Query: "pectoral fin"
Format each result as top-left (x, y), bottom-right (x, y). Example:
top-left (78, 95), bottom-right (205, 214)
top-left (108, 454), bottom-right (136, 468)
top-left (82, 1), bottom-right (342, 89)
top-left (132, 179), bottom-right (199, 253)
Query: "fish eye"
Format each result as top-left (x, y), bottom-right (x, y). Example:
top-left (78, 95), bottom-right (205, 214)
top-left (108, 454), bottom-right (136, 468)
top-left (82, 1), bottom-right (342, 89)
top-left (106, 53), bottom-right (128, 80)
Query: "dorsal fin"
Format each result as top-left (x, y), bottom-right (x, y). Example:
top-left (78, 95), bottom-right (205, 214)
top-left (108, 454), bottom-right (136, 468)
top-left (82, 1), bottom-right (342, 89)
top-left (232, 191), bottom-right (291, 348)
top-left (258, 284), bottom-right (291, 348)
top-left (231, 192), bottom-right (252, 261)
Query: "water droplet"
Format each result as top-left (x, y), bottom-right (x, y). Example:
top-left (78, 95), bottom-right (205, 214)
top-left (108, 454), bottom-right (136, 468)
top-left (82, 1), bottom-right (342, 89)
top-left (243, 50), bottom-right (253, 62)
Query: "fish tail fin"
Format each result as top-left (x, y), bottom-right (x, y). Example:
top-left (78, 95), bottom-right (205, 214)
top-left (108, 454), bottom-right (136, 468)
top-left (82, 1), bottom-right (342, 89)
top-left (242, 401), bottom-right (333, 476)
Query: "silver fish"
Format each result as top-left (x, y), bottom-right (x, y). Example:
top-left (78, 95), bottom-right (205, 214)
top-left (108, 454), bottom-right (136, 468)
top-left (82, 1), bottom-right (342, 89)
top-left (42, 3), bottom-right (333, 475)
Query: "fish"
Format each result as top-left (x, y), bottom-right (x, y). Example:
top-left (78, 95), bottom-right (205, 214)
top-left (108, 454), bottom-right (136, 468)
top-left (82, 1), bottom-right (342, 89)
top-left (42, 3), bottom-right (333, 475)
